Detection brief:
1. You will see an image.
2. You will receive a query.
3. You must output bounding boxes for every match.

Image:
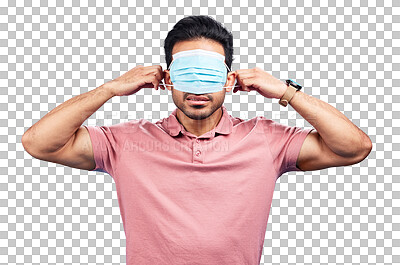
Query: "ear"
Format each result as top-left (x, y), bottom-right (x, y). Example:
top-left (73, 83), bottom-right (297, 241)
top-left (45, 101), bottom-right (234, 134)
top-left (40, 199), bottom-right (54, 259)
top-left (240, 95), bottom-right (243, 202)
top-left (224, 71), bottom-right (237, 93)
top-left (163, 69), bottom-right (173, 91)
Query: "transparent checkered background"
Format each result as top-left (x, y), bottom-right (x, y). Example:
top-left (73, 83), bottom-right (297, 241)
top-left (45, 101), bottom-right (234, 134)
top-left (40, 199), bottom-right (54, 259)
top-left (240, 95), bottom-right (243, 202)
top-left (1, 0), bottom-right (399, 264)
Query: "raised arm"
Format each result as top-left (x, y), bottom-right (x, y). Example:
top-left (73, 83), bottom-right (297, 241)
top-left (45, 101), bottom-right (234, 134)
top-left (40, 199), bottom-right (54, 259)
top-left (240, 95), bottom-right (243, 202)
top-left (21, 84), bottom-right (115, 170)
top-left (21, 65), bottom-right (165, 170)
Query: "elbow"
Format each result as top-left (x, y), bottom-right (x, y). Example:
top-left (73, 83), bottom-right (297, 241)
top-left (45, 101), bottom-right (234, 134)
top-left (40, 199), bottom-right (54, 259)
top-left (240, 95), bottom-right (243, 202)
top-left (21, 133), bottom-right (35, 157)
top-left (21, 127), bottom-right (33, 149)
top-left (363, 136), bottom-right (373, 158)
top-left (364, 135), bottom-right (373, 154)
top-left (21, 133), bottom-right (30, 151)
top-left (22, 133), bottom-right (40, 158)
top-left (354, 135), bottom-right (373, 164)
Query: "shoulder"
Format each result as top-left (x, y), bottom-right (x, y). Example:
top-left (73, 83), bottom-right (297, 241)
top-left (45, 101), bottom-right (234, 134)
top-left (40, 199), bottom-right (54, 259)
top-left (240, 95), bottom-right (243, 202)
top-left (227, 115), bottom-right (276, 136)
top-left (232, 115), bottom-right (277, 129)
top-left (255, 116), bottom-right (294, 132)
top-left (231, 115), bottom-right (266, 127)
top-left (251, 116), bottom-right (303, 139)
top-left (87, 118), bottom-right (148, 135)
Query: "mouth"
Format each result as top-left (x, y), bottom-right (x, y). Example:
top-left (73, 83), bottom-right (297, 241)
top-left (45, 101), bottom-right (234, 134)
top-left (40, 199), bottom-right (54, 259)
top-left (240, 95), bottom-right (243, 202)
top-left (186, 95), bottom-right (210, 105)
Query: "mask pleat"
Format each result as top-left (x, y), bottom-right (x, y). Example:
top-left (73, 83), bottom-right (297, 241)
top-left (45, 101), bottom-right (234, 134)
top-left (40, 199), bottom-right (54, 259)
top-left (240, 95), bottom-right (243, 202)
top-left (174, 80), bottom-right (224, 85)
top-left (170, 57), bottom-right (226, 72)
top-left (173, 67), bottom-right (225, 75)
top-left (173, 74), bottom-right (224, 83)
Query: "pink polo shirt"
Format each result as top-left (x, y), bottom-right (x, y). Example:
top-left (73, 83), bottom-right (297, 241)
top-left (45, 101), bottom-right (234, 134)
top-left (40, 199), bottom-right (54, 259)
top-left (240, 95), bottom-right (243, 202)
top-left (83, 104), bottom-right (314, 265)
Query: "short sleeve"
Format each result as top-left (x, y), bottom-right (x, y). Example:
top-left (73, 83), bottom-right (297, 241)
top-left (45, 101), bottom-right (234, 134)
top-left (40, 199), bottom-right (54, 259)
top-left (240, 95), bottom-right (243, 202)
top-left (83, 124), bottom-right (116, 175)
top-left (262, 118), bottom-right (314, 178)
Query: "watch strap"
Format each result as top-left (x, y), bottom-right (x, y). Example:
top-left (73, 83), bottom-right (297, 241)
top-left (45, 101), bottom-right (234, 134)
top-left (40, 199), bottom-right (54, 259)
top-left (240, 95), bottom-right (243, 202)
top-left (278, 84), bottom-right (297, 107)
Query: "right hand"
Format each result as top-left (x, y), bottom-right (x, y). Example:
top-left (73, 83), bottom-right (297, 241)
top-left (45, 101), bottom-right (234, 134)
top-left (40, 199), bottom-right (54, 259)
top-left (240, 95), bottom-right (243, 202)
top-left (105, 65), bottom-right (165, 97)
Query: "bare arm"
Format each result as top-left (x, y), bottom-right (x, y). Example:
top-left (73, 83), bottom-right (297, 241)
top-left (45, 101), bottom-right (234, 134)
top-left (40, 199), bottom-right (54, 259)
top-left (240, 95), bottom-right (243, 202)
top-left (22, 65), bottom-right (165, 171)
top-left (21, 84), bottom-right (115, 170)
top-left (233, 67), bottom-right (372, 172)
top-left (289, 90), bottom-right (373, 171)
top-left (23, 85), bottom-right (114, 154)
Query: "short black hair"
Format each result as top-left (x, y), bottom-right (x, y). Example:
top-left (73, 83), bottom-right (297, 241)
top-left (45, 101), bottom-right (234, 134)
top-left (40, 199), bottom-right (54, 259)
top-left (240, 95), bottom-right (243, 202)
top-left (163, 15), bottom-right (234, 72)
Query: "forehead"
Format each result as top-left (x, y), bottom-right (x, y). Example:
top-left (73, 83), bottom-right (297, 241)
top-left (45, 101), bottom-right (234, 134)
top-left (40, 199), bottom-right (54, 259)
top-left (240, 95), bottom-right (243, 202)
top-left (172, 39), bottom-right (225, 58)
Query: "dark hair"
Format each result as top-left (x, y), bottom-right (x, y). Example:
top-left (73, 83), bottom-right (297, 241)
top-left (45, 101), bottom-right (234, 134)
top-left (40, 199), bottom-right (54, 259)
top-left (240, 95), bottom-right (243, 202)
top-left (163, 15), bottom-right (234, 72)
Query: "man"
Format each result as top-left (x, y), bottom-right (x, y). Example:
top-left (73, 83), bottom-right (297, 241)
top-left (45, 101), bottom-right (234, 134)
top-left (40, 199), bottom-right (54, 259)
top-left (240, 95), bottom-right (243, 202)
top-left (22, 15), bottom-right (372, 265)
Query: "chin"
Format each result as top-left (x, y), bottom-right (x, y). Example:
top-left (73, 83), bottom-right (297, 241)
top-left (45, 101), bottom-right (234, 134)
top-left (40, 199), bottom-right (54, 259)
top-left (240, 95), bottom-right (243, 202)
top-left (186, 112), bottom-right (212, 120)
top-left (186, 104), bottom-right (222, 121)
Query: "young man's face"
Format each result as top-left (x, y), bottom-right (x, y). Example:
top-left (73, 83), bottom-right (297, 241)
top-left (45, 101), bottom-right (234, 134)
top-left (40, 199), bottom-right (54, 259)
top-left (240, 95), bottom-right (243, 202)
top-left (164, 39), bottom-right (236, 121)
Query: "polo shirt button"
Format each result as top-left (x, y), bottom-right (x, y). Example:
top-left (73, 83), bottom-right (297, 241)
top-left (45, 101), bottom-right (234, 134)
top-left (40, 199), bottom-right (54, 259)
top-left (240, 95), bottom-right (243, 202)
top-left (195, 150), bottom-right (201, 156)
top-left (196, 139), bottom-right (200, 143)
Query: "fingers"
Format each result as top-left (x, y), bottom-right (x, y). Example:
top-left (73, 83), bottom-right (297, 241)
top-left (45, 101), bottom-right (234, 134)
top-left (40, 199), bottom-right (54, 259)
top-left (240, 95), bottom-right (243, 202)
top-left (148, 65), bottom-right (164, 91)
top-left (233, 71), bottom-right (242, 93)
top-left (155, 65), bottom-right (165, 90)
top-left (234, 74), bottom-right (248, 93)
top-left (234, 69), bottom-right (253, 93)
top-left (154, 65), bottom-right (163, 80)
top-left (153, 80), bottom-right (159, 90)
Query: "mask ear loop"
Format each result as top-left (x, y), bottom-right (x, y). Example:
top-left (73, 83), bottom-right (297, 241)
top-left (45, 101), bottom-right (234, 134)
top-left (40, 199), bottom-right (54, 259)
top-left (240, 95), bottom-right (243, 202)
top-left (222, 62), bottom-right (241, 89)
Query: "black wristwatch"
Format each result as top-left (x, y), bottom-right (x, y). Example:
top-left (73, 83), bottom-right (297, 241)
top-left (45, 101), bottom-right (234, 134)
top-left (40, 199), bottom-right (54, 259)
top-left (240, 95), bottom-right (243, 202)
top-left (278, 79), bottom-right (303, 107)
top-left (286, 79), bottom-right (302, 90)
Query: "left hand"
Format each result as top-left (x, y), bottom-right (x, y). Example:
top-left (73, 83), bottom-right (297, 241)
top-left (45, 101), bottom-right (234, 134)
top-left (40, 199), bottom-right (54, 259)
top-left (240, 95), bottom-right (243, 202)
top-left (233, 67), bottom-right (288, 99)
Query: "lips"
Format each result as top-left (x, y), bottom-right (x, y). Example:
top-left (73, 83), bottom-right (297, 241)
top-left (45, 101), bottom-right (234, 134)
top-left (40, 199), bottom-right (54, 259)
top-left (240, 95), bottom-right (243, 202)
top-left (186, 95), bottom-right (210, 101)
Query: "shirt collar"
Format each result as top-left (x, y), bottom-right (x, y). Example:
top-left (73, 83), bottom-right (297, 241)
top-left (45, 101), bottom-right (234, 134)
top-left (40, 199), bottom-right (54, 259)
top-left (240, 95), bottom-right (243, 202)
top-left (162, 105), bottom-right (233, 138)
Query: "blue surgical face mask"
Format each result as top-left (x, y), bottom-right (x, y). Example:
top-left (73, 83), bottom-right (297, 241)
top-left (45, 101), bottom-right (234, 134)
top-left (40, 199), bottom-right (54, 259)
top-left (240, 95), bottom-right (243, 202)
top-left (164, 49), bottom-right (237, 94)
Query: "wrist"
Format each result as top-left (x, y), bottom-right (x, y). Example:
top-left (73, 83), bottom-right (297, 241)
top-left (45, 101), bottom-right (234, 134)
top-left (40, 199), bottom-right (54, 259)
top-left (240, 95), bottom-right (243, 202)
top-left (288, 89), bottom-right (301, 105)
top-left (99, 82), bottom-right (117, 98)
top-left (276, 81), bottom-right (288, 99)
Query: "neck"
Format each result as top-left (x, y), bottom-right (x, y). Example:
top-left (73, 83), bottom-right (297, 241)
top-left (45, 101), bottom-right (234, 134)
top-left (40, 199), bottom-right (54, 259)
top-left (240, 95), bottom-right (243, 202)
top-left (176, 107), bottom-right (223, 137)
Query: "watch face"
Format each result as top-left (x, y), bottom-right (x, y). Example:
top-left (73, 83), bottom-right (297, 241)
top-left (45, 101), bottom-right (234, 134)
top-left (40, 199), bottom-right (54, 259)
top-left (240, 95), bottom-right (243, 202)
top-left (286, 79), bottom-right (302, 90)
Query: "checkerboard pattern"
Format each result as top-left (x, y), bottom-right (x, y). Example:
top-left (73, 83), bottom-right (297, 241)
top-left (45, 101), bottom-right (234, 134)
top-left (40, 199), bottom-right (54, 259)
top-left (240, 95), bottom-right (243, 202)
top-left (2, 0), bottom-right (398, 264)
